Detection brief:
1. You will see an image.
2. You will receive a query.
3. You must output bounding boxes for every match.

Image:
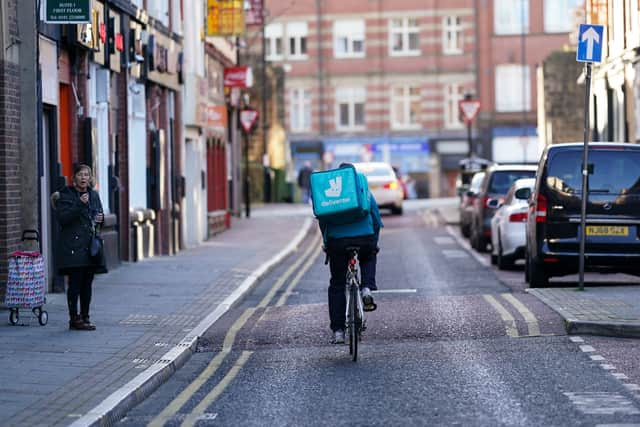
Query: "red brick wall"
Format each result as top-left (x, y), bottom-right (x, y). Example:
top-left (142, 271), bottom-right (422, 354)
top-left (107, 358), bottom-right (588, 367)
top-left (0, 0), bottom-right (22, 297)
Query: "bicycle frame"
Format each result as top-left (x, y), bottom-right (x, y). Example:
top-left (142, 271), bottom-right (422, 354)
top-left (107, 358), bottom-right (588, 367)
top-left (345, 249), bottom-right (365, 361)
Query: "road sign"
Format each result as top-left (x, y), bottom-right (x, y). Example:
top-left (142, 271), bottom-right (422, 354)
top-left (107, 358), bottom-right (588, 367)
top-left (458, 100), bottom-right (481, 123)
top-left (577, 24), bottom-right (604, 63)
top-left (240, 108), bottom-right (259, 133)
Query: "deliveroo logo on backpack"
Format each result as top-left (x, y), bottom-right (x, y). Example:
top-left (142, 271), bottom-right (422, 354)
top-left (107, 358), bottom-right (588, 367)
top-left (321, 175), bottom-right (351, 207)
top-left (324, 176), bottom-right (342, 197)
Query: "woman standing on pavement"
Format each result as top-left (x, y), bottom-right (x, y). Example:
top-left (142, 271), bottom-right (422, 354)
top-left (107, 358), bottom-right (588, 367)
top-left (52, 164), bottom-right (107, 331)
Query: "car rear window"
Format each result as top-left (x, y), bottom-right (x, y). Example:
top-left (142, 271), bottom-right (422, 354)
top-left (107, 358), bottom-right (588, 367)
top-left (488, 171), bottom-right (536, 194)
top-left (547, 150), bottom-right (640, 195)
top-left (357, 165), bottom-right (393, 177)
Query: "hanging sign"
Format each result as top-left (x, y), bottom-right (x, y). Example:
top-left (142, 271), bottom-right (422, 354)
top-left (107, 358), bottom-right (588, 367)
top-left (45, 0), bottom-right (90, 23)
top-left (207, 0), bottom-right (245, 36)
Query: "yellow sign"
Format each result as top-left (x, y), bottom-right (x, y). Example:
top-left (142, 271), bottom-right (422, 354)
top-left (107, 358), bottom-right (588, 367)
top-left (207, 0), bottom-right (244, 36)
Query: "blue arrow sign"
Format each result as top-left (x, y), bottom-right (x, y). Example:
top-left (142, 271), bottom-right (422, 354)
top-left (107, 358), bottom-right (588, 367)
top-left (576, 24), bottom-right (604, 63)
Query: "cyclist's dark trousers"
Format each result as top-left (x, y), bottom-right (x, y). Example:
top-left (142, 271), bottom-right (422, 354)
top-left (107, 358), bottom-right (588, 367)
top-left (327, 236), bottom-right (377, 332)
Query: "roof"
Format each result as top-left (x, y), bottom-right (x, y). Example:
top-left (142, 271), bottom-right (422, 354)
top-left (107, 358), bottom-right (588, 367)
top-left (488, 164), bottom-right (538, 172)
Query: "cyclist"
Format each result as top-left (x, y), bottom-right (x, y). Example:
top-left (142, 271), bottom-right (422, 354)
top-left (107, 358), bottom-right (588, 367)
top-left (317, 163), bottom-right (384, 344)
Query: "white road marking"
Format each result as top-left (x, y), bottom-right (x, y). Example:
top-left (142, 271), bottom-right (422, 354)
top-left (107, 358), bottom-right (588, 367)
top-left (483, 294), bottom-right (519, 337)
top-left (601, 364), bottom-right (616, 370)
top-left (590, 355), bottom-right (605, 361)
top-left (580, 345), bottom-right (596, 353)
top-left (434, 236), bottom-right (455, 245)
top-left (570, 336), bottom-right (585, 343)
top-left (613, 373), bottom-right (630, 380)
top-left (372, 289), bottom-right (417, 294)
top-left (445, 225), bottom-right (489, 267)
top-left (442, 249), bottom-right (468, 258)
top-left (564, 392), bottom-right (640, 415)
top-left (501, 293), bottom-right (541, 337)
top-left (624, 384), bottom-right (640, 392)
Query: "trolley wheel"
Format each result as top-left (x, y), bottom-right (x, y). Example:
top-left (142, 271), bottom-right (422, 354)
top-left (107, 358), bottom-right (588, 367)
top-left (38, 310), bottom-right (48, 326)
top-left (9, 309), bottom-right (19, 325)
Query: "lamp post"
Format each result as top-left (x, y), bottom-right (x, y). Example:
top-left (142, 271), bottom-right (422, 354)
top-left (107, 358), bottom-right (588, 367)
top-left (240, 95), bottom-right (259, 219)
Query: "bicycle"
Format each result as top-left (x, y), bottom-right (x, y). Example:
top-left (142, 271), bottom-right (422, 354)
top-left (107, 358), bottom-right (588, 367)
top-left (345, 246), bottom-right (366, 362)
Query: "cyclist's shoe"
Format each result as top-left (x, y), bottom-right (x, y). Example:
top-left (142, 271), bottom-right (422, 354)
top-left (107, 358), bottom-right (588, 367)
top-left (362, 287), bottom-right (377, 312)
top-left (332, 330), bottom-right (345, 344)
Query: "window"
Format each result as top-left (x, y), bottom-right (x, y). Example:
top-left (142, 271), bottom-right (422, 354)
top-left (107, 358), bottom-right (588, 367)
top-left (334, 20), bottom-right (365, 58)
top-left (171, 0), bottom-right (182, 34)
top-left (443, 16), bottom-right (463, 54)
top-left (494, 0), bottom-right (529, 35)
top-left (443, 84), bottom-right (464, 128)
top-left (335, 87), bottom-right (366, 130)
top-left (495, 64), bottom-right (531, 112)
top-left (290, 88), bottom-right (311, 132)
top-left (287, 22), bottom-right (308, 59)
top-left (148, 0), bottom-right (169, 27)
top-left (265, 23), bottom-right (284, 60)
top-left (391, 86), bottom-right (421, 129)
top-left (544, 0), bottom-right (581, 33)
top-left (390, 18), bottom-right (420, 56)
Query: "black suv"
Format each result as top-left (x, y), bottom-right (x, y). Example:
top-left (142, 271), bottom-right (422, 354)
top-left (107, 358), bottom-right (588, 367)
top-left (526, 142), bottom-right (640, 287)
top-left (470, 164), bottom-right (537, 252)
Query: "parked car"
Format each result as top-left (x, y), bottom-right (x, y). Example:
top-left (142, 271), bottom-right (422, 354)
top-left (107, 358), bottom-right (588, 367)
top-left (353, 162), bottom-right (404, 215)
top-left (470, 164), bottom-right (538, 252)
top-left (490, 178), bottom-right (535, 269)
top-left (459, 171), bottom-right (485, 238)
top-left (455, 157), bottom-right (493, 197)
top-left (525, 142), bottom-right (640, 287)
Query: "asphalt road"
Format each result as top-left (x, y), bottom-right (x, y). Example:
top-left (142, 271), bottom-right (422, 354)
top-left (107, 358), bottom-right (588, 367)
top-left (118, 202), bottom-right (640, 427)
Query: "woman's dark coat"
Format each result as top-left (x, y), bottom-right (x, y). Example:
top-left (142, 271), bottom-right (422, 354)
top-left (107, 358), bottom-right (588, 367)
top-left (53, 186), bottom-right (107, 274)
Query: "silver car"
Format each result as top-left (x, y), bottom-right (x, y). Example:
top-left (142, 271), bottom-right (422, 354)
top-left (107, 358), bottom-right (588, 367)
top-left (353, 162), bottom-right (404, 215)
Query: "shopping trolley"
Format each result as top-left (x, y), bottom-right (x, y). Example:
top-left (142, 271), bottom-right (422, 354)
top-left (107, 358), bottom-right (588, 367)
top-left (5, 230), bottom-right (48, 326)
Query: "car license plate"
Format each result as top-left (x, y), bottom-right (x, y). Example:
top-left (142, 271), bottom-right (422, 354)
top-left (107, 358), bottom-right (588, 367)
top-left (586, 225), bottom-right (629, 236)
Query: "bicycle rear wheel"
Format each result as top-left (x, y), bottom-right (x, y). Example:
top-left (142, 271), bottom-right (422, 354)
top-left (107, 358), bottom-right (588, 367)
top-left (349, 285), bottom-right (359, 362)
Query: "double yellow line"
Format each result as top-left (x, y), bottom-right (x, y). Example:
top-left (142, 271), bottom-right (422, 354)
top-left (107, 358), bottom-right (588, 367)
top-left (483, 293), bottom-right (541, 338)
top-left (148, 231), bottom-right (322, 427)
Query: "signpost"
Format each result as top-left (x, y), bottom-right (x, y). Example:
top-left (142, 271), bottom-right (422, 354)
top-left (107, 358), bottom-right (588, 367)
top-left (576, 23), bottom-right (605, 291)
top-left (459, 97), bottom-right (481, 157)
top-left (240, 108), bottom-right (259, 218)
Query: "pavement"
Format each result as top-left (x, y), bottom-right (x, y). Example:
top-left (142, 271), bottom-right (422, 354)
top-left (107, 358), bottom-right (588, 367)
top-left (432, 198), bottom-right (640, 340)
top-left (0, 204), bottom-right (315, 427)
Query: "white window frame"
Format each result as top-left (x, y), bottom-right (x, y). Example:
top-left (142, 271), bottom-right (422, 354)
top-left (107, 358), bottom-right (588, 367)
top-left (335, 87), bottom-right (366, 131)
top-left (494, 0), bottom-right (529, 35)
top-left (148, 0), bottom-right (169, 28)
top-left (442, 15), bottom-right (463, 55)
top-left (287, 22), bottom-right (308, 60)
top-left (290, 88), bottom-right (312, 132)
top-left (391, 86), bottom-right (421, 130)
top-left (265, 23), bottom-right (284, 61)
top-left (333, 20), bottom-right (365, 58)
top-left (443, 84), bottom-right (464, 129)
top-left (495, 64), bottom-right (531, 112)
top-left (544, 0), bottom-right (581, 33)
top-left (389, 18), bottom-right (420, 56)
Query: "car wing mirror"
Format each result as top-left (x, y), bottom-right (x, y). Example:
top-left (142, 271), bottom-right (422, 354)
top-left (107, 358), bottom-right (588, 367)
top-left (487, 199), bottom-right (500, 209)
top-left (515, 188), bottom-right (531, 200)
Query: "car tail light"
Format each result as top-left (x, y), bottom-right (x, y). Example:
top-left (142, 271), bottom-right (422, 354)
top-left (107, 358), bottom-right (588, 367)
top-left (383, 180), bottom-right (399, 190)
top-left (544, 257), bottom-right (559, 263)
top-left (483, 195), bottom-right (490, 207)
top-left (536, 193), bottom-right (547, 223)
top-left (509, 212), bottom-right (528, 222)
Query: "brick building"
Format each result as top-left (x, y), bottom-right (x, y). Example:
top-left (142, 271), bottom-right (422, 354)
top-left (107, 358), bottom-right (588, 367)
top-left (0, 0), bottom-right (23, 297)
top-left (261, 0), bottom-right (478, 197)
top-left (475, 0), bottom-right (581, 163)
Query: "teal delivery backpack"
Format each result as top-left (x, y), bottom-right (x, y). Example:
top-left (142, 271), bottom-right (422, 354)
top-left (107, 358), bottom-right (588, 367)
top-left (310, 165), bottom-right (370, 224)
